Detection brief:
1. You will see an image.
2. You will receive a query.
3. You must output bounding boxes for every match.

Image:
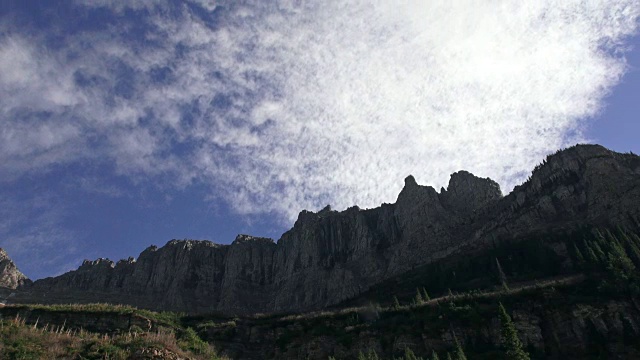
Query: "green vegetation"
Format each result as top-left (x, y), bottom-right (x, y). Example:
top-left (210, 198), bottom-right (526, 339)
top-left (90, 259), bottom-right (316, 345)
top-left (358, 349), bottom-right (380, 360)
top-left (421, 288), bottom-right (430, 301)
top-left (570, 228), bottom-right (640, 295)
top-left (414, 288), bottom-right (424, 306)
top-left (401, 347), bottom-right (419, 360)
top-left (348, 226), bottom-right (640, 312)
top-left (498, 303), bottom-right (530, 360)
top-left (453, 337), bottom-right (467, 360)
top-left (0, 315), bottom-right (225, 360)
top-left (6, 303), bottom-right (182, 327)
top-left (178, 327), bottom-right (214, 356)
top-left (390, 347), bottom-right (466, 360)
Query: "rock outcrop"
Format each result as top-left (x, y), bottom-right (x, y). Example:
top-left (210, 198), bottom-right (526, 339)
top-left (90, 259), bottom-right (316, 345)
top-left (0, 249), bottom-right (29, 289)
top-left (11, 144), bottom-right (640, 314)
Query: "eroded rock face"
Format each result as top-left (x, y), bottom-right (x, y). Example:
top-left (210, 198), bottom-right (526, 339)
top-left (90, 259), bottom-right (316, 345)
top-left (14, 145), bottom-right (640, 314)
top-left (440, 170), bottom-right (502, 216)
top-left (0, 249), bottom-right (29, 289)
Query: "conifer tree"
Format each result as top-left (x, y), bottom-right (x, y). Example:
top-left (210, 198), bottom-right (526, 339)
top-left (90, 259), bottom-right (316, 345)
top-left (629, 232), bottom-right (640, 248)
top-left (582, 237), bottom-right (602, 268)
top-left (415, 288), bottom-right (424, 305)
top-left (619, 231), bottom-right (640, 267)
top-left (404, 347), bottom-right (419, 360)
top-left (446, 352), bottom-right (453, 360)
top-left (606, 240), bottom-right (636, 288)
top-left (592, 241), bottom-right (607, 261)
top-left (498, 302), bottom-right (530, 360)
top-left (393, 296), bottom-right (401, 310)
top-left (431, 351), bottom-right (440, 360)
top-left (572, 243), bottom-right (585, 268)
top-left (358, 350), bottom-right (367, 360)
top-left (585, 242), bottom-right (600, 266)
top-left (626, 241), bottom-right (640, 268)
top-left (454, 336), bottom-right (467, 360)
top-left (367, 349), bottom-right (379, 360)
top-left (422, 287), bottom-right (430, 301)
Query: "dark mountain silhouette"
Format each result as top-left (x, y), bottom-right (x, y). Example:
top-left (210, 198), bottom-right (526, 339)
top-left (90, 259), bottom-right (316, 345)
top-left (1, 144), bottom-right (637, 316)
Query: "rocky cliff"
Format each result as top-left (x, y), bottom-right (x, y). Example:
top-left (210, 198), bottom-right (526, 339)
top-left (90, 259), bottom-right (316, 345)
top-left (10, 144), bottom-right (640, 315)
top-left (0, 248), bottom-right (29, 290)
top-left (195, 281), bottom-right (640, 360)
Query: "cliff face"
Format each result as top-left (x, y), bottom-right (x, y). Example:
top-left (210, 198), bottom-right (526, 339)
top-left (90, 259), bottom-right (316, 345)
top-left (15, 144), bottom-right (640, 314)
top-left (198, 287), bottom-right (640, 360)
top-left (0, 249), bottom-right (29, 290)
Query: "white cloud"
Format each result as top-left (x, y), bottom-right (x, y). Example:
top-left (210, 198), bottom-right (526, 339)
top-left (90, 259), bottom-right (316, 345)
top-left (1, 1), bottom-right (638, 223)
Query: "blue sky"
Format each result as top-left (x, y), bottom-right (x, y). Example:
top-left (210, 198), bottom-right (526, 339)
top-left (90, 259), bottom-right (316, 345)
top-left (0, 1), bottom-right (638, 279)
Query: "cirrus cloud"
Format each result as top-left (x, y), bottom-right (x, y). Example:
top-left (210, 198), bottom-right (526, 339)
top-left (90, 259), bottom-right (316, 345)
top-left (1, 0), bottom-right (638, 222)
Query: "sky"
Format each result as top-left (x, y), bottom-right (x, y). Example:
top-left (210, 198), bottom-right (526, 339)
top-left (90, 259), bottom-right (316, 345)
top-left (0, 1), bottom-right (639, 280)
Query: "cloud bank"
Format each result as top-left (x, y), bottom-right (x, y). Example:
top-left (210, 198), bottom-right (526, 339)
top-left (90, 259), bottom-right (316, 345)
top-left (1, 1), bottom-right (638, 222)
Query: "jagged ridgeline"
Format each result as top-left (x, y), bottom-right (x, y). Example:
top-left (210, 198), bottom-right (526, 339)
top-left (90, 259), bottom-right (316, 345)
top-left (1, 144), bottom-right (639, 315)
top-left (0, 144), bottom-right (639, 359)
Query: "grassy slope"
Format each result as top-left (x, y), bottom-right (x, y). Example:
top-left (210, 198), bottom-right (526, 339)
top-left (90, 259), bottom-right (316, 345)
top-left (0, 304), bottom-right (226, 360)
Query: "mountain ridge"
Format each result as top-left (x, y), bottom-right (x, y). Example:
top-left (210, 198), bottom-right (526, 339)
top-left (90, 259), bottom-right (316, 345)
top-left (1, 143), bottom-right (639, 315)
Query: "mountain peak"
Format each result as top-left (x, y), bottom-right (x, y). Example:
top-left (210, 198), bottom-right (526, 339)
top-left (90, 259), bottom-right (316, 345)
top-left (0, 248), bottom-right (30, 289)
top-left (404, 175), bottom-right (418, 188)
top-left (440, 170), bottom-right (502, 215)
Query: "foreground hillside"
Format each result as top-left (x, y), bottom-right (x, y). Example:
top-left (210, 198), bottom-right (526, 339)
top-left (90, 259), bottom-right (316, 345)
top-left (1, 269), bottom-right (638, 359)
top-left (1, 226), bottom-right (640, 359)
top-left (0, 304), bottom-right (225, 359)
